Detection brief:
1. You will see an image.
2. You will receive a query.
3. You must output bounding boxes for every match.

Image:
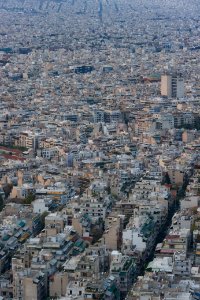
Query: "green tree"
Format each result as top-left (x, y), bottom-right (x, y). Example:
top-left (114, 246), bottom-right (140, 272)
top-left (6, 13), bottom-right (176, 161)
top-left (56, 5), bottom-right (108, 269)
top-left (3, 183), bottom-right (13, 198)
top-left (0, 195), bottom-right (4, 211)
top-left (24, 193), bottom-right (35, 204)
top-left (162, 172), bottom-right (171, 185)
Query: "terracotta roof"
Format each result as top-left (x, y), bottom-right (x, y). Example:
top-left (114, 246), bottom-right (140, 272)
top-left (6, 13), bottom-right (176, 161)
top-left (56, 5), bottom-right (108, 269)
top-left (166, 235), bottom-right (180, 239)
top-left (0, 146), bottom-right (23, 155)
top-left (1, 154), bottom-right (26, 162)
top-left (160, 249), bottom-right (176, 254)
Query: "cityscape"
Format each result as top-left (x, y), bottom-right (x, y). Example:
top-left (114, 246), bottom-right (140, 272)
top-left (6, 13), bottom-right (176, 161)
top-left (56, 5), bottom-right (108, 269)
top-left (0, 0), bottom-right (200, 299)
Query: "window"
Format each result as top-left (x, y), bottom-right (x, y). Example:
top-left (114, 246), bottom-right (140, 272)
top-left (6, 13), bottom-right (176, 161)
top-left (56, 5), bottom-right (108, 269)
top-left (79, 291), bottom-right (82, 295)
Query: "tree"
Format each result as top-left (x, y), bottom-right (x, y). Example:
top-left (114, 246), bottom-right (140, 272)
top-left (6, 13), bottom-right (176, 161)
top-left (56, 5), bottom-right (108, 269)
top-left (91, 225), bottom-right (104, 244)
top-left (0, 195), bottom-right (4, 211)
top-left (161, 172), bottom-right (171, 185)
top-left (3, 183), bottom-right (13, 198)
top-left (24, 193), bottom-right (35, 204)
top-left (165, 172), bottom-right (171, 184)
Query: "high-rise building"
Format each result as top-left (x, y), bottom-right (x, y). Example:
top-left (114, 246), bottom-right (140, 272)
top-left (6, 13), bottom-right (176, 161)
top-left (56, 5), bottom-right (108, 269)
top-left (161, 73), bottom-right (184, 98)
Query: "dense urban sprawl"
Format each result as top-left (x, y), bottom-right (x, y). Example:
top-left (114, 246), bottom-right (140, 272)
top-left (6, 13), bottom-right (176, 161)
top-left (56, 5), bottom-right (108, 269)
top-left (0, 0), bottom-right (200, 299)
